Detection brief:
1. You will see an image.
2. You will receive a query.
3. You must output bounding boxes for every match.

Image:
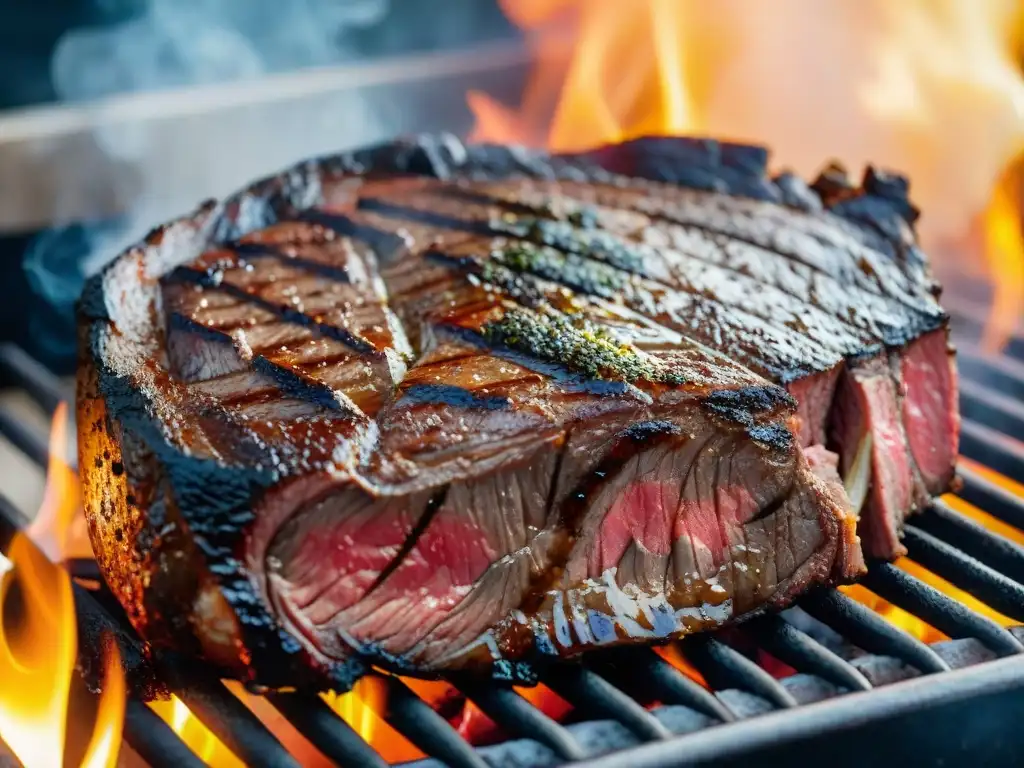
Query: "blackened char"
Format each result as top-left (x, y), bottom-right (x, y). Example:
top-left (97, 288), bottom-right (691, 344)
top-left (78, 133), bottom-right (957, 693)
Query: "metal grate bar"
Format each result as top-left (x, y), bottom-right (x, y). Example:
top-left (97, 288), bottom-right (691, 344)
top-left (685, 637), bottom-right (798, 709)
top-left (799, 590), bottom-right (949, 674)
top-left (863, 564), bottom-right (1024, 656)
top-left (267, 692), bottom-right (389, 768)
top-left (960, 380), bottom-right (1024, 439)
top-left (578, 654), bottom-right (1024, 768)
top-left (958, 348), bottom-right (1024, 403)
top-left (457, 683), bottom-right (587, 762)
top-left (959, 420), bottom-right (1024, 480)
top-left (595, 648), bottom-right (735, 723)
top-left (958, 466), bottom-right (1024, 531)
top-left (0, 406), bottom-right (49, 468)
top-left (748, 615), bottom-right (872, 692)
top-left (380, 676), bottom-right (488, 768)
top-left (916, 500), bottom-right (1024, 584)
top-left (902, 524), bottom-right (1024, 622)
top-left (543, 665), bottom-right (672, 742)
top-left (0, 343), bottom-right (70, 415)
top-left (163, 673), bottom-right (300, 768)
top-left (123, 699), bottom-right (208, 768)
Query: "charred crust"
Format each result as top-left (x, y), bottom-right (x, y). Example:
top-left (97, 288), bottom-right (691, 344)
top-left (400, 383), bottom-right (511, 411)
top-left (80, 131), bottom-right (947, 688)
top-left (700, 385), bottom-right (797, 451)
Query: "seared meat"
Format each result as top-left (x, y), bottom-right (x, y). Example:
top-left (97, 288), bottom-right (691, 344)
top-left (77, 134), bottom-right (955, 690)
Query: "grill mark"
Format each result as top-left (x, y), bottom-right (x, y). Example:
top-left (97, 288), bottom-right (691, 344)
top-left (251, 355), bottom-right (362, 415)
top-left (358, 197), bottom-right (493, 236)
top-left (230, 241), bottom-right (355, 283)
top-left (427, 238), bottom-right (842, 379)
top-left (399, 383), bottom-right (511, 411)
top-left (168, 265), bottom-right (380, 357)
top-left (488, 203), bottom-right (933, 346)
top-left (345, 196), bottom-right (864, 369)
top-left (300, 209), bottom-right (411, 264)
top-left (362, 486), bottom-right (450, 600)
top-left (635, 199), bottom-right (938, 316)
top-left (494, 178), bottom-right (935, 313)
top-left (389, 189), bottom-right (897, 352)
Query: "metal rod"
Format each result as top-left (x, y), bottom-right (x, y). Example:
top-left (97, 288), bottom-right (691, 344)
top-left (543, 665), bottom-right (672, 742)
top-left (902, 524), bottom-right (1024, 622)
top-left (747, 615), bottom-right (872, 692)
top-left (0, 407), bottom-right (48, 469)
top-left (267, 692), bottom-right (388, 768)
top-left (684, 637), bottom-right (798, 709)
top-left (123, 700), bottom-right (206, 768)
top-left (863, 564), bottom-right (1024, 657)
top-left (917, 500), bottom-right (1024, 585)
top-left (959, 420), bottom-right (1024, 481)
top-left (957, 465), bottom-right (1024, 531)
top-left (0, 343), bottom-right (69, 415)
top-left (578, 654), bottom-right (1024, 768)
top-left (958, 347), bottom-right (1024, 402)
top-left (596, 647), bottom-right (736, 723)
top-left (457, 683), bottom-right (588, 762)
top-left (161, 671), bottom-right (300, 768)
top-left (799, 590), bottom-right (949, 674)
top-left (960, 380), bottom-right (1024, 441)
top-left (380, 676), bottom-right (488, 768)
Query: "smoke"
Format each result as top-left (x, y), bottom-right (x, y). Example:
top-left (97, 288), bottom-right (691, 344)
top-left (21, 0), bottom-right (394, 364)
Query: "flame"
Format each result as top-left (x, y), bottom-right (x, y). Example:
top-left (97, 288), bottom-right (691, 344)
top-left (655, 644), bottom-right (710, 689)
top-left (28, 402), bottom-right (92, 562)
top-left (81, 637), bottom-right (126, 768)
top-left (322, 676), bottom-right (386, 747)
top-left (0, 534), bottom-right (124, 766)
top-left (471, 0), bottom-right (1024, 347)
top-left (148, 696), bottom-right (243, 767)
top-left (0, 534), bottom-right (76, 766)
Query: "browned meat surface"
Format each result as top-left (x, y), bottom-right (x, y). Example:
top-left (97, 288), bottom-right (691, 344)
top-left (77, 134), bottom-right (956, 691)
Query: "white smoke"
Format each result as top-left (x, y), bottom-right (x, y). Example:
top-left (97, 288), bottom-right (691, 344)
top-left (25, 0), bottom-right (392, 358)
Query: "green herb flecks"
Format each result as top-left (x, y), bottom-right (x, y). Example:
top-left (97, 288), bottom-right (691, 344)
top-left (489, 215), bottom-right (649, 277)
top-left (490, 241), bottom-right (627, 300)
top-left (482, 306), bottom-right (683, 386)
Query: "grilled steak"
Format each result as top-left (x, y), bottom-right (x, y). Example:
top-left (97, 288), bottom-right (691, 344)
top-left (77, 134), bottom-right (955, 690)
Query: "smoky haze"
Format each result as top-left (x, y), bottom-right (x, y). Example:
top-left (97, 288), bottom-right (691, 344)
top-left (20, 0), bottom-right (517, 363)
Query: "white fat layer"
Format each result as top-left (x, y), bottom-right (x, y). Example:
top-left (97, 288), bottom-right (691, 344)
top-left (843, 431), bottom-right (874, 516)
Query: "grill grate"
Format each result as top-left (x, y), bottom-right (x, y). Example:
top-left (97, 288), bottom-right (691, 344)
top-left (0, 310), bottom-right (1022, 767)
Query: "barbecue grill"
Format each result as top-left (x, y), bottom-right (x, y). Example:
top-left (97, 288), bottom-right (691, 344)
top-left (0, 37), bottom-right (1023, 768)
top-left (0, 308), bottom-right (1021, 767)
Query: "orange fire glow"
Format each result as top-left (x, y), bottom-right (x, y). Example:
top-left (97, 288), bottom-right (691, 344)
top-left (17, 398), bottom-right (1024, 762)
top-left (0, 533), bottom-right (124, 766)
top-left (470, 0), bottom-right (1024, 348)
top-left (28, 402), bottom-right (93, 562)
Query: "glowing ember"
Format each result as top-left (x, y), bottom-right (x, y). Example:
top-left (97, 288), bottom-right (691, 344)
top-left (655, 644), bottom-right (709, 689)
top-left (470, 0), bottom-right (1024, 348)
top-left (0, 534), bottom-right (123, 766)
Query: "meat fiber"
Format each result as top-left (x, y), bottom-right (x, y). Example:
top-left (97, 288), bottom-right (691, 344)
top-left (77, 134), bottom-right (954, 690)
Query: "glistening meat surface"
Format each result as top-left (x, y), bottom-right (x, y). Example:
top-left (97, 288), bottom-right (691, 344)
top-left (77, 134), bottom-right (954, 691)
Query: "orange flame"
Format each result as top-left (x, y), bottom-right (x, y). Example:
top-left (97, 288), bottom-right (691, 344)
top-left (0, 534), bottom-right (124, 766)
top-left (148, 696), bottom-right (244, 767)
top-left (28, 402), bottom-right (92, 562)
top-left (81, 637), bottom-right (126, 768)
top-left (471, 0), bottom-right (1024, 348)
